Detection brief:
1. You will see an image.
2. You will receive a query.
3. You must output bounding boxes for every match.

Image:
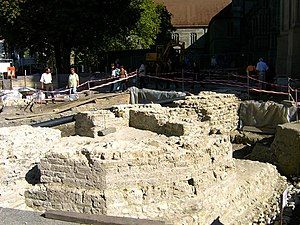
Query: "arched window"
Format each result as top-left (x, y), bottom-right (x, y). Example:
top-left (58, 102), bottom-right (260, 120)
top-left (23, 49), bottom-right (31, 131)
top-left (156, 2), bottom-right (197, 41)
top-left (190, 33), bottom-right (197, 45)
top-left (172, 33), bottom-right (180, 42)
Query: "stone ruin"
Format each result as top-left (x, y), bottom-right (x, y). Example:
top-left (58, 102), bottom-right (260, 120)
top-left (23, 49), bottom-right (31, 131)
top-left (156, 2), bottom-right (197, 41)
top-left (0, 126), bottom-right (61, 208)
top-left (0, 92), bottom-right (288, 224)
top-left (271, 121), bottom-right (300, 176)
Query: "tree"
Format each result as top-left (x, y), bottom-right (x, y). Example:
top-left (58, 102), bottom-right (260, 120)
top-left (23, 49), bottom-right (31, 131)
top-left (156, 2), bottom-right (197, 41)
top-left (0, 0), bottom-right (173, 73)
top-left (0, 0), bottom-right (26, 24)
top-left (120, 0), bottom-right (174, 49)
top-left (155, 4), bottom-right (174, 46)
top-left (1, 0), bottom-right (141, 73)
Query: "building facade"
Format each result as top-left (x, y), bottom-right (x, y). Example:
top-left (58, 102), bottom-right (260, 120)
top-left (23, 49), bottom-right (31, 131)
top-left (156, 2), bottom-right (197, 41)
top-left (207, 0), bottom-right (280, 68)
top-left (276, 0), bottom-right (300, 77)
top-left (154, 0), bottom-right (231, 47)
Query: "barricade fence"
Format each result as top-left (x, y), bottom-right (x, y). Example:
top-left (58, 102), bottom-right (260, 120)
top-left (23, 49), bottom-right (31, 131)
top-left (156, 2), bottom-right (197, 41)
top-left (39, 71), bottom-right (138, 95)
top-left (26, 69), bottom-right (300, 107)
top-left (138, 71), bottom-right (299, 108)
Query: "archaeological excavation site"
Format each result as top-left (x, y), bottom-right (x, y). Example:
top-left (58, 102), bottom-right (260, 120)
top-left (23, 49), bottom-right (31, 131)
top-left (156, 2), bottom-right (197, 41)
top-left (0, 89), bottom-right (300, 225)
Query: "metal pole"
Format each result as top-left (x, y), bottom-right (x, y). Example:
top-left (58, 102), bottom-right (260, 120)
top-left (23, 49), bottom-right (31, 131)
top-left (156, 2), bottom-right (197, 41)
top-left (181, 68), bottom-right (184, 92)
top-left (1, 72), bottom-right (4, 90)
top-left (296, 89), bottom-right (299, 121)
top-left (87, 81), bottom-right (91, 95)
top-left (288, 77), bottom-right (290, 101)
top-left (24, 69), bottom-right (27, 87)
top-left (9, 76), bottom-right (12, 90)
top-left (247, 71), bottom-right (250, 99)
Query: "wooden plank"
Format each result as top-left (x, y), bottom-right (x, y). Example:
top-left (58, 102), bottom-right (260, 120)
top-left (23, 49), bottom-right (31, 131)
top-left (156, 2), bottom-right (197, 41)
top-left (5, 92), bottom-right (129, 121)
top-left (44, 210), bottom-right (167, 225)
top-left (242, 126), bottom-right (276, 134)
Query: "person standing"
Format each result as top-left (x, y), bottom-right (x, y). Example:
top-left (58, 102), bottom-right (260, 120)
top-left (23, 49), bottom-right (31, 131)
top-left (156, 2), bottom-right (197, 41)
top-left (138, 62), bottom-right (145, 76)
top-left (256, 58), bottom-right (269, 89)
top-left (68, 67), bottom-right (80, 94)
top-left (119, 65), bottom-right (128, 78)
top-left (111, 64), bottom-right (120, 92)
top-left (119, 65), bottom-right (128, 91)
top-left (40, 67), bottom-right (55, 103)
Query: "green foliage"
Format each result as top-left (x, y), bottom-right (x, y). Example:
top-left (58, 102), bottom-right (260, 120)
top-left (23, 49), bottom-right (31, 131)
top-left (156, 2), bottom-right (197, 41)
top-left (155, 4), bottom-right (174, 45)
top-left (125, 0), bottom-right (174, 49)
top-left (0, 0), bottom-right (26, 24)
top-left (0, 0), bottom-right (173, 71)
top-left (128, 0), bottom-right (161, 49)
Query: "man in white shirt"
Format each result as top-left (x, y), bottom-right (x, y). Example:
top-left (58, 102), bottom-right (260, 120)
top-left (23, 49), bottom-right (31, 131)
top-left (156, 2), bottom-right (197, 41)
top-left (110, 65), bottom-right (121, 92)
top-left (256, 58), bottom-right (269, 89)
top-left (68, 67), bottom-right (80, 94)
top-left (40, 67), bottom-right (54, 103)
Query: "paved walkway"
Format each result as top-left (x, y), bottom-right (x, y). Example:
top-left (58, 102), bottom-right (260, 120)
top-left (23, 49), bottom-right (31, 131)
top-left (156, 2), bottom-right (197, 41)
top-left (0, 208), bottom-right (82, 225)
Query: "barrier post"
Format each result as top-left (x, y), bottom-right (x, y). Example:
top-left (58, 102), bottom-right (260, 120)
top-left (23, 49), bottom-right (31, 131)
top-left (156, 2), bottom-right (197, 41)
top-left (24, 69), bottom-right (27, 87)
top-left (288, 77), bottom-right (291, 101)
top-left (247, 71), bottom-right (250, 99)
top-left (296, 89), bottom-right (299, 121)
top-left (87, 81), bottom-right (91, 95)
top-left (0, 72), bottom-right (3, 89)
top-left (9, 76), bottom-right (12, 90)
top-left (181, 68), bottom-right (185, 92)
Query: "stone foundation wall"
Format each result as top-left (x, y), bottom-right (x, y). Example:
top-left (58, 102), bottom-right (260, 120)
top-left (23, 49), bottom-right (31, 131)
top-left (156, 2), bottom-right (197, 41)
top-left (0, 125), bottom-right (61, 208)
top-left (77, 92), bottom-right (240, 138)
top-left (25, 130), bottom-right (237, 224)
top-left (129, 107), bottom-right (206, 136)
top-left (75, 110), bottom-right (128, 138)
top-left (19, 92), bottom-right (287, 224)
top-left (271, 122), bottom-right (300, 176)
top-left (0, 125), bottom-right (61, 186)
top-left (25, 130), bottom-right (286, 224)
top-left (174, 92), bottom-right (240, 133)
top-left (129, 92), bottom-right (240, 136)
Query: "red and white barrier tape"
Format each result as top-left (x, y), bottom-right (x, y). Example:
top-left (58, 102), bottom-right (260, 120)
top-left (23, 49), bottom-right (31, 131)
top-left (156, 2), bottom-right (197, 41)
top-left (140, 74), bottom-right (297, 97)
top-left (41, 72), bottom-right (137, 94)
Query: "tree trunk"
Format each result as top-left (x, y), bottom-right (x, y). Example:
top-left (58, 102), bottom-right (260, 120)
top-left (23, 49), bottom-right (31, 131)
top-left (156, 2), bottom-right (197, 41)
top-left (54, 42), bottom-right (71, 88)
top-left (54, 42), bottom-right (71, 74)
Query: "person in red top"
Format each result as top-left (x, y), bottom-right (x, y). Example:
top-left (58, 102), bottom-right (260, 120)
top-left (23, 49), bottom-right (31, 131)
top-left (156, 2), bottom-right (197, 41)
top-left (246, 64), bottom-right (256, 76)
top-left (119, 65), bottom-right (127, 78)
top-left (119, 66), bottom-right (128, 90)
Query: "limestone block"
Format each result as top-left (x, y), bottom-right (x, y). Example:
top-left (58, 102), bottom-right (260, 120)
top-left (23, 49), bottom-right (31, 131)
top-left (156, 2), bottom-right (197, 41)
top-left (75, 110), bottom-right (127, 138)
top-left (271, 122), bottom-right (300, 175)
top-left (174, 92), bottom-right (240, 133)
top-left (0, 125), bottom-right (61, 188)
top-left (111, 104), bottom-right (162, 119)
top-left (129, 108), bottom-right (208, 136)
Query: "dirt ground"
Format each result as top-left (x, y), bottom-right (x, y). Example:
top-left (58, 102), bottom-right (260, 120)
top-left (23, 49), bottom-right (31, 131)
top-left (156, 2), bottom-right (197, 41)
top-left (0, 92), bottom-right (130, 128)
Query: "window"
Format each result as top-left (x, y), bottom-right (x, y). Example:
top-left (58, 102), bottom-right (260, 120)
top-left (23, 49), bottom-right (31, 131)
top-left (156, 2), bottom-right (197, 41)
top-left (172, 33), bottom-right (179, 42)
top-left (227, 21), bottom-right (234, 36)
top-left (190, 33), bottom-right (197, 45)
top-left (289, 0), bottom-right (292, 28)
